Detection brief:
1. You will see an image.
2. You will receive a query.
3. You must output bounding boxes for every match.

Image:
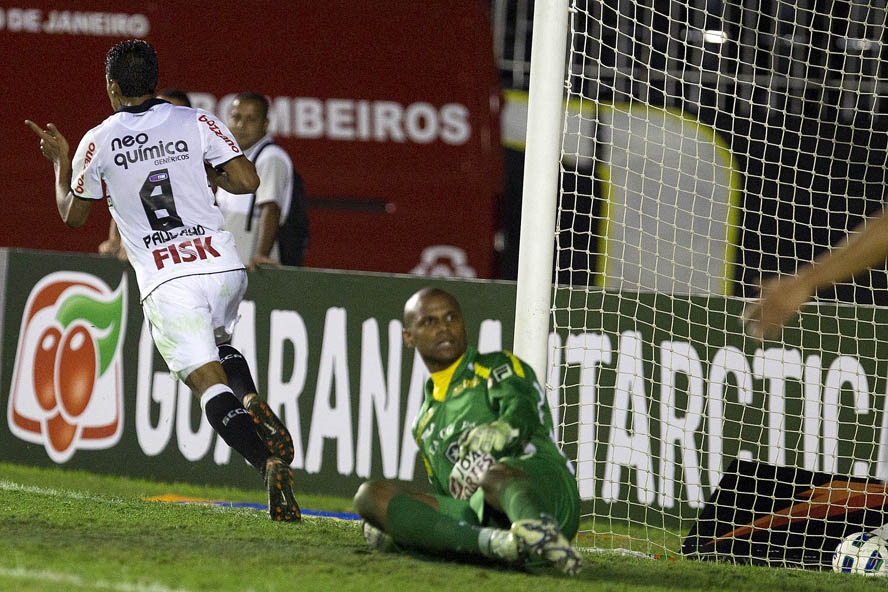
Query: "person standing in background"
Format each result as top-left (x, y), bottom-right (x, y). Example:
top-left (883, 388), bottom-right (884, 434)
top-left (215, 92), bottom-right (297, 270)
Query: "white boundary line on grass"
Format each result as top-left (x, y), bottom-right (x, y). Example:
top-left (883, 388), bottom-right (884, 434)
top-left (0, 480), bottom-right (361, 521)
top-left (0, 566), bottom-right (192, 592)
top-left (0, 481), bottom-right (193, 591)
top-left (0, 479), bottom-right (109, 500)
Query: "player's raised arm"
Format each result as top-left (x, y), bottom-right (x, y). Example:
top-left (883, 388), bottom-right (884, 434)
top-left (744, 208), bottom-right (888, 340)
top-left (24, 120), bottom-right (91, 228)
top-left (742, 274), bottom-right (817, 341)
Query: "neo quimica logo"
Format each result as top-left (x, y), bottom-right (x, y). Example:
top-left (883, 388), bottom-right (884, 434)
top-left (8, 272), bottom-right (127, 462)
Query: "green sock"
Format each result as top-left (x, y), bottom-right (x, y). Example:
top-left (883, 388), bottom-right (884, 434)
top-left (386, 494), bottom-right (481, 555)
top-left (498, 477), bottom-right (552, 522)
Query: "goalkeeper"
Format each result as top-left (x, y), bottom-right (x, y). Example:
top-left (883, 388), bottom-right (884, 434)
top-left (353, 287), bottom-right (582, 575)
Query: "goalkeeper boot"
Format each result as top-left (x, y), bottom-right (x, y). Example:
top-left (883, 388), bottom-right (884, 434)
top-left (362, 521), bottom-right (398, 553)
top-left (479, 528), bottom-right (523, 565)
top-left (245, 395), bottom-right (295, 466)
top-left (510, 518), bottom-right (583, 576)
top-left (264, 456), bottom-right (301, 522)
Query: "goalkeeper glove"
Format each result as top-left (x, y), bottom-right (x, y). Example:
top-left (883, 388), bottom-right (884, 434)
top-left (449, 450), bottom-right (496, 499)
top-left (458, 421), bottom-right (518, 458)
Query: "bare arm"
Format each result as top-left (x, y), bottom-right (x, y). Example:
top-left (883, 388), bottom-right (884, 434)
top-left (206, 155), bottom-right (260, 194)
top-left (248, 202), bottom-right (282, 270)
top-left (25, 120), bottom-right (91, 228)
top-left (744, 209), bottom-right (888, 339)
top-left (98, 219), bottom-right (128, 261)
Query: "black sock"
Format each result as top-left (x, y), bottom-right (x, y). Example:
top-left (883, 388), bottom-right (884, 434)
top-left (217, 343), bottom-right (258, 403)
top-left (202, 385), bottom-right (269, 471)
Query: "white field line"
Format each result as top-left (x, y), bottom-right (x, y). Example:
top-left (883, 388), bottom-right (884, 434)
top-left (0, 480), bottom-right (194, 591)
top-left (0, 566), bottom-right (193, 592)
top-left (576, 546), bottom-right (659, 559)
top-left (0, 479), bottom-right (112, 501)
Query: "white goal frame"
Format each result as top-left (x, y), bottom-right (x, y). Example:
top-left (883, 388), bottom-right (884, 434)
top-left (513, 0), bottom-right (569, 380)
top-left (512, 0), bottom-right (888, 564)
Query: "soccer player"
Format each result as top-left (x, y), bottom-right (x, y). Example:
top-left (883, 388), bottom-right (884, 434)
top-left (743, 210), bottom-right (888, 340)
top-left (353, 287), bottom-right (583, 575)
top-left (98, 88), bottom-right (193, 262)
top-left (26, 39), bottom-right (300, 521)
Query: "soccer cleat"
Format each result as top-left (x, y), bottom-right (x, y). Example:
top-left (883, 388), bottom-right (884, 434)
top-left (264, 456), bottom-right (301, 522)
top-left (480, 528), bottom-right (522, 563)
top-left (510, 518), bottom-right (583, 576)
top-left (245, 396), bottom-right (295, 466)
top-left (361, 521), bottom-right (398, 552)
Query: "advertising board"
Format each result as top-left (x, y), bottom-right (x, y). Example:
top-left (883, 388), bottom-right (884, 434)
top-left (2, 2), bottom-right (502, 277)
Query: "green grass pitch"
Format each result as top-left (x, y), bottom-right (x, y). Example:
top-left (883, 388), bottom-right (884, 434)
top-left (0, 462), bottom-right (883, 591)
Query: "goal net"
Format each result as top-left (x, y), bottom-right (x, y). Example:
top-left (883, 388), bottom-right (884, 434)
top-left (537, 0), bottom-right (888, 565)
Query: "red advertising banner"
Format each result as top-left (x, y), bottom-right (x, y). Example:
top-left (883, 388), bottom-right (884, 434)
top-left (3, 2), bottom-right (502, 277)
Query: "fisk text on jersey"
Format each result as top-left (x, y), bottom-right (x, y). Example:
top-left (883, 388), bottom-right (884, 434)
top-left (152, 236), bottom-right (220, 270)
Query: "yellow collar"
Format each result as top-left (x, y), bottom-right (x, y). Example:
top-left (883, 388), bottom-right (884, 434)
top-left (429, 354), bottom-right (464, 402)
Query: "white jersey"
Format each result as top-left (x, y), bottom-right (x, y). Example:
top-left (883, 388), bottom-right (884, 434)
top-left (70, 99), bottom-right (246, 299)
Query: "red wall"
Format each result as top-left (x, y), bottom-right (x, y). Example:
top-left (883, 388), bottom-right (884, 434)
top-left (3, 2), bottom-right (502, 277)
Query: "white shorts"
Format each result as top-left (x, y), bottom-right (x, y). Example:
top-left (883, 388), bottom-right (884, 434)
top-left (142, 270), bottom-right (247, 381)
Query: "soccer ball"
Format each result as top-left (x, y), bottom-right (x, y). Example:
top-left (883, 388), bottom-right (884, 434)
top-left (832, 531), bottom-right (888, 576)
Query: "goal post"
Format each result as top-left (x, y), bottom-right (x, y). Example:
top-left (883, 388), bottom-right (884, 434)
top-left (513, 0), bottom-right (569, 379)
top-left (513, 0), bottom-right (888, 565)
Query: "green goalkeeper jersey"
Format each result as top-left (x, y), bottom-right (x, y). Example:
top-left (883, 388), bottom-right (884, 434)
top-left (412, 345), bottom-right (574, 497)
